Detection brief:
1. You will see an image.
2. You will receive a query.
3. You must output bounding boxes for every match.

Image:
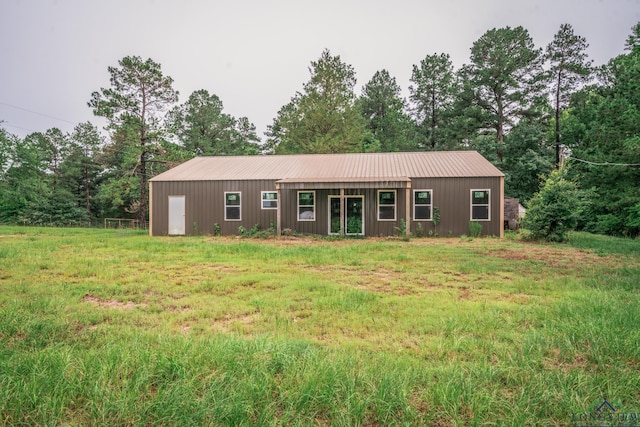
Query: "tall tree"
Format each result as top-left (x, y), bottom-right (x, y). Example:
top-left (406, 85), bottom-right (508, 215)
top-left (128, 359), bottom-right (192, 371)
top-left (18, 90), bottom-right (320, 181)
top-left (266, 49), bottom-right (370, 154)
top-left (167, 89), bottom-right (260, 156)
top-left (0, 132), bottom-right (50, 223)
top-left (466, 26), bottom-right (545, 162)
top-left (446, 70), bottom-right (489, 146)
top-left (545, 23), bottom-right (592, 168)
top-left (502, 120), bottom-right (555, 202)
top-left (0, 127), bottom-right (15, 181)
top-left (563, 22), bottom-right (640, 236)
top-left (409, 53), bottom-right (458, 150)
top-left (625, 21), bottom-right (640, 51)
top-left (63, 122), bottom-right (104, 221)
top-left (88, 56), bottom-right (178, 228)
top-left (233, 117), bottom-right (261, 155)
top-left (359, 69), bottom-right (416, 152)
top-left (41, 128), bottom-right (70, 188)
top-left (0, 129), bottom-right (22, 221)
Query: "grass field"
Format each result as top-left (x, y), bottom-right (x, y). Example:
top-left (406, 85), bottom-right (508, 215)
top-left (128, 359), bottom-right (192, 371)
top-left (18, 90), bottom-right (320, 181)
top-left (0, 226), bottom-right (639, 426)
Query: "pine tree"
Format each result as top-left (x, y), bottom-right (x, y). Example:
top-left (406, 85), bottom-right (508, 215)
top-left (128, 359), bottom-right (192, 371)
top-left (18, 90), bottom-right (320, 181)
top-left (266, 50), bottom-right (370, 154)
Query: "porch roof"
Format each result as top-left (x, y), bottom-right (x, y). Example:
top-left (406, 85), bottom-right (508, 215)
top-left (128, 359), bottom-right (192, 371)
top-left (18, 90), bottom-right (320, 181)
top-left (275, 176), bottom-right (411, 190)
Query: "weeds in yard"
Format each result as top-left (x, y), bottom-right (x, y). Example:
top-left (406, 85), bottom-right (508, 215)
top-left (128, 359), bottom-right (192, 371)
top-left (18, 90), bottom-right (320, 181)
top-left (468, 221), bottom-right (483, 238)
top-left (0, 226), bottom-right (638, 425)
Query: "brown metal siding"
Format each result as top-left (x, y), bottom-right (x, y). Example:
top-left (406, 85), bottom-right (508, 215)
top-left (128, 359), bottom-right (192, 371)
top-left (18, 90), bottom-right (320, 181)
top-left (150, 150), bottom-right (504, 237)
top-left (409, 177), bottom-right (502, 236)
top-left (151, 177), bottom-right (502, 237)
top-left (151, 180), bottom-right (278, 236)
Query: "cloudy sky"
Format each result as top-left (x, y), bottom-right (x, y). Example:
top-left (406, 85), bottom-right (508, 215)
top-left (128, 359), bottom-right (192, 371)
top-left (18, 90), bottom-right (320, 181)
top-left (1, 0), bottom-right (639, 141)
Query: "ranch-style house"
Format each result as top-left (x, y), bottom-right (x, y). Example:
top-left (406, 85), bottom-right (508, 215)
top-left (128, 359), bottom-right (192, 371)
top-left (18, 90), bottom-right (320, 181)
top-left (149, 151), bottom-right (505, 237)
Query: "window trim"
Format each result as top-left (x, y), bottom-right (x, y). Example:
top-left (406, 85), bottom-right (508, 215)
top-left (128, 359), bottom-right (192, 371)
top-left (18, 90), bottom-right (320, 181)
top-left (470, 189), bottom-right (491, 221)
top-left (377, 190), bottom-right (397, 221)
top-left (297, 190), bottom-right (316, 221)
top-left (224, 191), bottom-right (242, 221)
top-left (261, 191), bottom-right (278, 210)
top-left (413, 189), bottom-right (433, 221)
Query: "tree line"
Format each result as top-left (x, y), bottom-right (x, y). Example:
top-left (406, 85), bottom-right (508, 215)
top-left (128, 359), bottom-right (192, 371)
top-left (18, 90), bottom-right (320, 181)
top-left (1, 23), bottom-right (638, 236)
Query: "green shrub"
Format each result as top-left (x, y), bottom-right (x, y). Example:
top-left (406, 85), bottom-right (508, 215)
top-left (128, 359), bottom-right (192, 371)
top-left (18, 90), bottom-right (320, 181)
top-left (626, 203), bottom-right (640, 237)
top-left (522, 170), bottom-right (580, 242)
top-left (238, 224), bottom-right (261, 237)
top-left (468, 221), bottom-right (482, 238)
top-left (432, 206), bottom-right (440, 236)
top-left (238, 223), bottom-right (276, 239)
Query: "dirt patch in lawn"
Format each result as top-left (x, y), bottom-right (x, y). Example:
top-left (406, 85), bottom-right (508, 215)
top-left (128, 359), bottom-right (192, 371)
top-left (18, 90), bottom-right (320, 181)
top-left (496, 292), bottom-right (531, 304)
top-left (153, 263), bottom-right (242, 287)
top-left (482, 243), bottom-right (619, 271)
top-left (82, 294), bottom-right (147, 309)
top-left (212, 312), bottom-right (260, 332)
top-left (544, 347), bottom-right (589, 371)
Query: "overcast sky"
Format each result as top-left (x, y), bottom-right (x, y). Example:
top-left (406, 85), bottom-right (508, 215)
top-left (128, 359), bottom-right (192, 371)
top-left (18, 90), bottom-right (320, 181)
top-left (1, 0), bottom-right (639, 141)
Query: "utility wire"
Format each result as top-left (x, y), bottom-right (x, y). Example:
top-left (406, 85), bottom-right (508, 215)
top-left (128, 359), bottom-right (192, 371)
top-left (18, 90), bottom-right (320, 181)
top-left (1, 122), bottom-right (38, 133)
top-left (565, 156), bottom-right (640, 167)
top-left (0, 101), bottom-right (77, 125)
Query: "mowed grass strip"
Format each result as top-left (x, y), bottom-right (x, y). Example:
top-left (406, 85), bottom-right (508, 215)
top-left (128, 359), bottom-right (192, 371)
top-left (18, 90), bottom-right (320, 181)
top-left (0, 226), bottom-right (638, 425)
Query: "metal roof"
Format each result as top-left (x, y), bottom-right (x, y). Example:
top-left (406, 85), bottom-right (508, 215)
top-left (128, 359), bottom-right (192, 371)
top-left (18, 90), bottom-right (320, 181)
top-left (150, 151), bottom-right (504, 182)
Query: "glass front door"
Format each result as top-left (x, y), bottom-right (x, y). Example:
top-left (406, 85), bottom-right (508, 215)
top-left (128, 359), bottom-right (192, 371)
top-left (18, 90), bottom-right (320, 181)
top-left (329, 196), bottom-right (364, 235)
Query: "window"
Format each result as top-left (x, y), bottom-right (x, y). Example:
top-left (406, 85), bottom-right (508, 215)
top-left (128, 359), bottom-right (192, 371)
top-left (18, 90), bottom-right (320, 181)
top-left (471, 189), bottom-right (490, 221)
top-left (414, 190), bottom-right (432, 220)
top-left (225, 192), bottom-right (241, 221)
top-left (378, 190), bottom-right (396, 221)
top-left (261, 191), bottom-right (278, 210)
top-left (298, 191), bottom-right (315, 221)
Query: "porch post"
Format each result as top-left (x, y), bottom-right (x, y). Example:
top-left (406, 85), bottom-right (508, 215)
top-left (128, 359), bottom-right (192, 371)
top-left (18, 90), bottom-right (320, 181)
top-left (276, 183), bottom-right (282, 236)
top-left (405, 185), bottom-right (411, 237)
top-left (340, 187), bottom-right (345, 235)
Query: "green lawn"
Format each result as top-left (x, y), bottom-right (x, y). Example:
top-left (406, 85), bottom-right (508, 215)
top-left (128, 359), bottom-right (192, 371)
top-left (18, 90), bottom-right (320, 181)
top-left (1, 226), bottom-right (639, 425)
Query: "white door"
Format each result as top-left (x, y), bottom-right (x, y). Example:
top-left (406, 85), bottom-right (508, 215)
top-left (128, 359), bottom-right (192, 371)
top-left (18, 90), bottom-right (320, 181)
top-left (168, 196), bottom-right (185, 235)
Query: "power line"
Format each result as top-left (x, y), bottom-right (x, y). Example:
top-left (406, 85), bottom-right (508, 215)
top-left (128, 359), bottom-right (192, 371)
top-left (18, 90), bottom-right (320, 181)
top-left (0, 122), bottom-right (39, 133)
top-left (0, 101), bottom-right (77, 125)
top-left (566, 156), bottom-right (640, 167)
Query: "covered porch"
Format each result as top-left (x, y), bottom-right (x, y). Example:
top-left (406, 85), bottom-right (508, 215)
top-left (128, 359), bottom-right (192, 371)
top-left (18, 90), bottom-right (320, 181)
top-left (274, 177), bottom-right (412, 237)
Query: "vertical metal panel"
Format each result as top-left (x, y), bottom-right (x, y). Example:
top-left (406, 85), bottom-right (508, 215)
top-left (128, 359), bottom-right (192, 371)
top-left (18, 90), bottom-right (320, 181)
top-left (499, 176), bottom-right (505, 238)
top-left (148, 181), bottom-right (154, 236)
